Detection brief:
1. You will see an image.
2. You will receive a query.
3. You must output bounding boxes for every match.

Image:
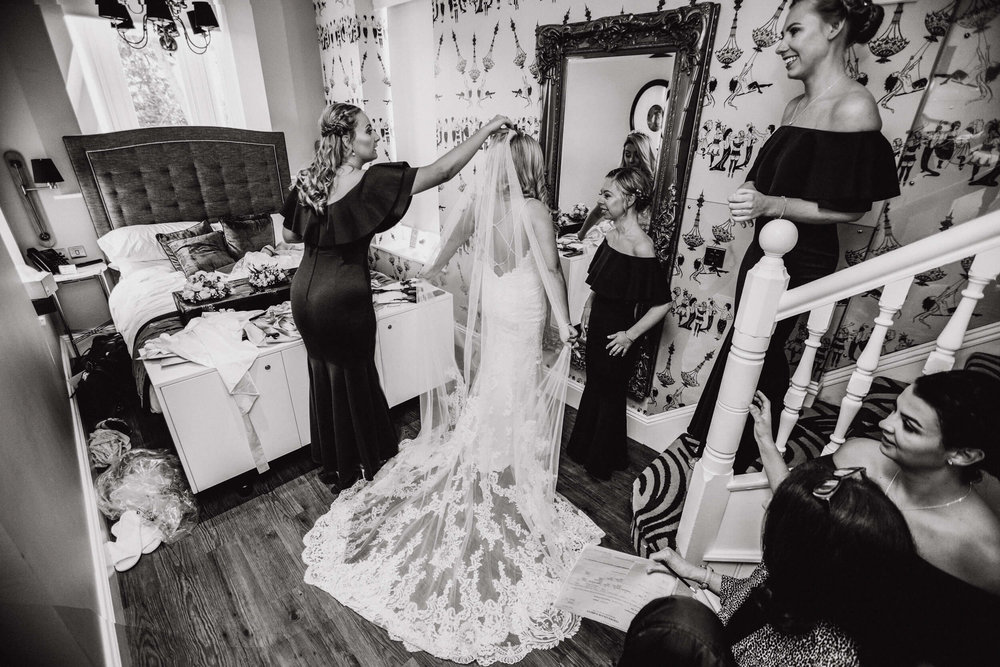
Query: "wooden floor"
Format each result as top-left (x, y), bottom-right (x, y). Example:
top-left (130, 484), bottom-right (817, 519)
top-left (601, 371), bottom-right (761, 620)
top-left (117, 402), bottom-right (656, 666)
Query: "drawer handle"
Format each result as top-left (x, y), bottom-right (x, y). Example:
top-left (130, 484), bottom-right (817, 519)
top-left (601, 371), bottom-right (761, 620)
top-left (264, 364), bottom-right (271, 370)
top-left (386, 324), bottom-right (392, 330)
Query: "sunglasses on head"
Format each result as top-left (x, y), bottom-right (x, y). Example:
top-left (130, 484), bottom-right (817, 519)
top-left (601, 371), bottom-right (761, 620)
top-left (812, 467), bottom-right (866, 503)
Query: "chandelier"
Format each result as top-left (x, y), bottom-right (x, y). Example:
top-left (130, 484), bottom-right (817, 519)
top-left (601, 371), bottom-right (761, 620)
top-left (97, 0), bottom-right (220, 54)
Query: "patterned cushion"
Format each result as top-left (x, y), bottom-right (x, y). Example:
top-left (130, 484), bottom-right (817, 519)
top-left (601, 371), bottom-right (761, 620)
top-left (156, 220), bottom-right (212, 272)
top-left (218, 214), bottom-right (274, 257)
top-left (163, 230), bottom-right (235, 276)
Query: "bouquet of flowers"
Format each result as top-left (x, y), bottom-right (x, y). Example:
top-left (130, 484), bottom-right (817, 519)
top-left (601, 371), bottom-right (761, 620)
top-left (180, 271), bottom-right (231, 303)
top-left (553, 202), bottom-right (590, 234)
top-left (246, 262), bottom-right (288, 291)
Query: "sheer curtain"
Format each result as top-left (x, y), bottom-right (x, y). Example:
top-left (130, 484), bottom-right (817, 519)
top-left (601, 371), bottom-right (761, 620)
top-left (63, 14), bottom-right (245, 133)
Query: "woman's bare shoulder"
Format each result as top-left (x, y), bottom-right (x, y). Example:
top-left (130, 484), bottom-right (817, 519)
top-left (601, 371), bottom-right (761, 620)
top-left (831, 85), bottom-right (882, 132)
top-left (833, 437), bottom-right (886, 467)
top-left (631, 233), bottom-right (656, 258)
top-left (524, 198), bottom-right (552, 225)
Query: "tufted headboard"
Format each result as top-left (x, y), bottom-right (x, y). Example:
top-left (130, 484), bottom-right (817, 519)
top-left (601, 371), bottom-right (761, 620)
top-left (64, 126), bottom-right (291, 237)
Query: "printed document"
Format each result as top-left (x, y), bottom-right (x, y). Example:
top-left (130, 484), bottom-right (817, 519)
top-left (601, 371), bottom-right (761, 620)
top-left (555, 545), bottom-right (679, 631)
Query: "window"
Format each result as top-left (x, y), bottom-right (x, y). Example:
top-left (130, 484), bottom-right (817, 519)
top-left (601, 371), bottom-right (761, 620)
top-left (64, 13), bottom-right (244, 133)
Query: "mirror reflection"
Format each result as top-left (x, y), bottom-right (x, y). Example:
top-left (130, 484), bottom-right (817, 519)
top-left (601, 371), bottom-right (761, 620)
top-left (557, 53), bottom-right (674, 233)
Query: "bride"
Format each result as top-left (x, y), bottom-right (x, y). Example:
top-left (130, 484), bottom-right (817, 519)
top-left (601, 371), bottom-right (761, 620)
top-left (301, 129), bottom-right (604, 664)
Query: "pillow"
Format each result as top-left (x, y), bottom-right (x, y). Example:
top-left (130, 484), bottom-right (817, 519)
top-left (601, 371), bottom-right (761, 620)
top-left (156, 221), bottom-right (213, 272)
top-left (162, 230), bottom-right (235, 276)
top-left (113, 258), bottom-right (176, 278)
top-left (97, 221), bottom-right (202, 266)
top-left (218, 214), bottom-right (275, 257)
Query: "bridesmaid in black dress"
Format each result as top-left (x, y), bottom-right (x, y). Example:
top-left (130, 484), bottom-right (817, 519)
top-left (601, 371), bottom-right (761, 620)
top-left (687, 0), bottom-right (899, 471)
top-left (282, 103), bottom-right (511, 491)
top-left (567, 167), bottom-right (670, 479)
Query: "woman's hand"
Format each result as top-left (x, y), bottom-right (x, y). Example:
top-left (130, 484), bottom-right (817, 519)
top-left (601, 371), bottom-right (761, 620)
top-left (728, 184), bottom-right (776, 223)
top-left (646, 547), bottom-right (701, 582)
top-left (748, 390), bottom-right (778, 452)
top-left (606, 331), bottom-right (634, 357)
top-left (486, 115), bottom-right (513, 133)
top-left (559, 323), bottom-right (580, 346)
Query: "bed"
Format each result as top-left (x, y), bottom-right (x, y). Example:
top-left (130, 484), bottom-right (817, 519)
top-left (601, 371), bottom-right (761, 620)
top-left (63, 126), bottom-right (294, 408)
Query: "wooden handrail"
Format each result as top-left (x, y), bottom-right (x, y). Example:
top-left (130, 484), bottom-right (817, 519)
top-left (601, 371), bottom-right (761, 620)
top-left (777, 208), bottom-right (1000, 320)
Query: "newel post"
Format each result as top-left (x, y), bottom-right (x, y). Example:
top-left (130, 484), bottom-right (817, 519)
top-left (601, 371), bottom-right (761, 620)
top-left (677, 219), bottom-right (797, 563)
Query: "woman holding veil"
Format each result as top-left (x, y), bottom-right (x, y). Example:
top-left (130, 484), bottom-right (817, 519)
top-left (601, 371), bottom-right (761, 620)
top-left (301, 130), bottom-right (604, 664)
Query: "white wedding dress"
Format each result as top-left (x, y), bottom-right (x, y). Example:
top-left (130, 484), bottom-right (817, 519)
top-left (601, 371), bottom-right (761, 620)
top-left (302, 135), bottom-right (603, 664)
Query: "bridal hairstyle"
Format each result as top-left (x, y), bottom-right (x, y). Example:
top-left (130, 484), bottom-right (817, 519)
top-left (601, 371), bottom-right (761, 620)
top-left (294, 102), bottom-right (362, 213)
top-left (621, 131), bottom-right (657, 177)
top-left (791, 0), bottom-right (885, 46)
top-left (749, 461), bottom-right (914, 640)
top-left (508, 130), bottom-right (548, 202)
top-left (910, 370), bottom-right (1000, 483)
top-left (606, 166), bottom-right (653, 213)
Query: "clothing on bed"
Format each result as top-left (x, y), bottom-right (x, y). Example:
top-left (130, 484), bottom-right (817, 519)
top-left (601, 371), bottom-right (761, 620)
top-left (282, 162), bottom-right (417, 487)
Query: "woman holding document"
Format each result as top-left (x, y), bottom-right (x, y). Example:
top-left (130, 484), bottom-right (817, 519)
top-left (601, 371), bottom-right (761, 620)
top-left (620, 460), bottom-right (914, 666)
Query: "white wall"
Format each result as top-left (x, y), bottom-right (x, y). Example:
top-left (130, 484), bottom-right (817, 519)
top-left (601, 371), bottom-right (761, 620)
top-left (385, 0), bottom-right (440, 232)
top-left (0, 226), bottom-right (105, 665)
top-left (557, 53), bottom-right (668, 212)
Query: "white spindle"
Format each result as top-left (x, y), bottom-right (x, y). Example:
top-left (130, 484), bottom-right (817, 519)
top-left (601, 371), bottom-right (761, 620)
top-left (775, 303), bottom-right (834, 453)
top-left (678, 220), bottom-right (797, 563)
top-left (825, 277), bottom-right (912, 453)
top-left (923, 247), bottom-right (1000, 375)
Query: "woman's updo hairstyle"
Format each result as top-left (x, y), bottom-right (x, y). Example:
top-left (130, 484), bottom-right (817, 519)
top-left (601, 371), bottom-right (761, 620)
top-left (911, 369), bottom-right (1000, 483)
top-left (293, 102), bottom-right (362, 213)
top-left (606, 166), bottom-right (653, 213)
top-left (792, 0), bottom-right (885, 45)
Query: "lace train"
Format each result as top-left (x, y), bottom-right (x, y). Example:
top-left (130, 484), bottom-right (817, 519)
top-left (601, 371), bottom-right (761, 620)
top-left (302, 263), bottom-right (604, 664)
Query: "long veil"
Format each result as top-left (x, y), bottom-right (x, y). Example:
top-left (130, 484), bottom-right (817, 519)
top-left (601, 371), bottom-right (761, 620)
top-left (302, 132), bottom-right (603, 665)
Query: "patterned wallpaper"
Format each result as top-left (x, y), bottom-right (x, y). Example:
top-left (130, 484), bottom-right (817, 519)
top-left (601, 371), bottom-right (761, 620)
top-left (313, 0), bottom-right (999, 417)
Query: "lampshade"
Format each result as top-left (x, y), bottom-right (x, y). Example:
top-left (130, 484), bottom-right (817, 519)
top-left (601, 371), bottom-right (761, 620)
top-left (97, 0), bottom-right (123, 20)
top-left (115, 8), bottom-right (134, 31)
top-left (145, 0), bottom-right (173, 22)
top-left (30, 159), bottom-right (63, 185)
top-left (191, 2), bottom-right (219, 31)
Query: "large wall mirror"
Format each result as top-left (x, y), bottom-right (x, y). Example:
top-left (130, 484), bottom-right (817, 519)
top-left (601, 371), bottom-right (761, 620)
top-left (536, 4), bottom-right (719, 399)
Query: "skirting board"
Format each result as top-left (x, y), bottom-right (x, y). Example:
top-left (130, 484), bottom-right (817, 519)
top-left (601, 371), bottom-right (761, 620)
top-left (61, 337), bottom-right (125, 667)
top-left (816, 321), bottom-right (1000, 405)
top-left (453, 323), bottom-right (693, 454)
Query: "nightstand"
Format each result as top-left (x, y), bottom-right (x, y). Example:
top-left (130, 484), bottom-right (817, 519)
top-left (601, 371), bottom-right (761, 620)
top-left (53, 260), bottom-right (112, 299)
top-left (47, 261), bottom-right (112, 358)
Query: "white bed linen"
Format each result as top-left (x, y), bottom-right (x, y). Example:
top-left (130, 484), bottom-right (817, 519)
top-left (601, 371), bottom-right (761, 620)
top-left (109, 264), bottom-right (188, 354)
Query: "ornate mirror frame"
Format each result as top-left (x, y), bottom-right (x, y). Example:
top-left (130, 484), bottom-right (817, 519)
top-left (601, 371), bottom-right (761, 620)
top-left (536, 4), bottom-right (719, 400)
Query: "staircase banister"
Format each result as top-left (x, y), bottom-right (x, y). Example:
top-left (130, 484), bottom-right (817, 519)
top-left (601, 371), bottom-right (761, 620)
top-left (776, 209), bottom-right (1000, 321)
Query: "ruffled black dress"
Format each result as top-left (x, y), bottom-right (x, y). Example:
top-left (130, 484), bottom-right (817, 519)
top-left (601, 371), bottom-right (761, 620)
top-left (688, 127), bottom-right (899, 470)
top-left (567, 241), bottom-right (670, 479)
top-left (281, 163), bottom-right (417, 487)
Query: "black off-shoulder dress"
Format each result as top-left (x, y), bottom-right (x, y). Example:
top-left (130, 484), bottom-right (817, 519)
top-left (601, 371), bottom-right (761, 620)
top-left (567, 241), bottom-right (670, 479)
top-left (281, 163), bottom-right (417, 488)
top-left (687, 127), bottom-right (899, 470)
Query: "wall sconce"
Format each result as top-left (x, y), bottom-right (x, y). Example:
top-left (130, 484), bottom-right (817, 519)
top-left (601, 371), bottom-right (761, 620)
top-left (21, 159), bottom-right (64, 194)
top-left (4, 151), bottom-right (61, 244)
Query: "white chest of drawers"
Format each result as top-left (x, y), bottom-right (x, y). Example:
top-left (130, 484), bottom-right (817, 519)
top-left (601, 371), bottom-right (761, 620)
top-left (144, 289), bottom-right (453, 492)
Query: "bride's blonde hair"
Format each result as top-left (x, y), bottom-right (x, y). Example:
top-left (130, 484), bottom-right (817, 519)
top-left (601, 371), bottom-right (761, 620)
top-left (508, 131), bottom-right (549, 203)
top-left (293, 102), bottom-right (361, 213)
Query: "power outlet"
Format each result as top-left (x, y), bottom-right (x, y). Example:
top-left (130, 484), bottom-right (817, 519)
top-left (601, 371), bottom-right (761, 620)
top-left (68, 245), bottom-right (87, 259)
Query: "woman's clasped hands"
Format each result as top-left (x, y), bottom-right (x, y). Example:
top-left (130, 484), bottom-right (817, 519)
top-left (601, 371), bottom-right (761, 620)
top-left (728, 183), bottom-right (775, 224)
